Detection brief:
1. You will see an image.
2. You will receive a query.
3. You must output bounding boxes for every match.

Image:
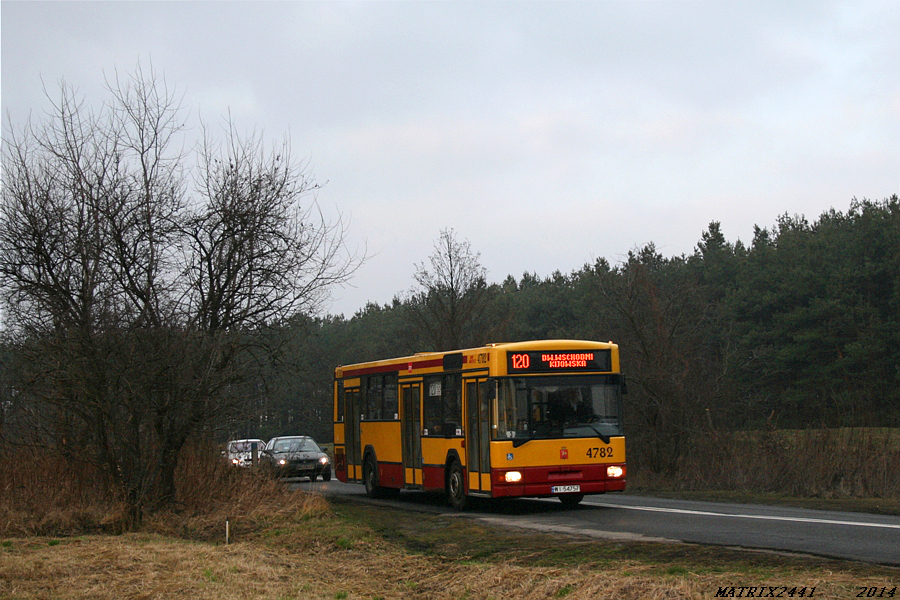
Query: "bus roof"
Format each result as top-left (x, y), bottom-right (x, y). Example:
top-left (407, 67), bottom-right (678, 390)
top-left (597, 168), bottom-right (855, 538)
top-left (334, 339), bottom-right (618, 379)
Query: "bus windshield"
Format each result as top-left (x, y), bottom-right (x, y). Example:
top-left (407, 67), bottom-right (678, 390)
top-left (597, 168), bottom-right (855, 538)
top-left (495, 375), bottom-right (623, 443)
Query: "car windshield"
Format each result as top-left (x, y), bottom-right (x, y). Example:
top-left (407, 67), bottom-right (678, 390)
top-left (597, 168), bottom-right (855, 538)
top-left (494, 375), bottom-right (623, 443)
top-left (272, 438), bottom-right (319, 453)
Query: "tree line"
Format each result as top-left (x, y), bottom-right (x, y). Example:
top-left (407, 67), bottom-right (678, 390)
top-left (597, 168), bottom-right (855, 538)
top-left (254, 198), bottom-right (900, 476)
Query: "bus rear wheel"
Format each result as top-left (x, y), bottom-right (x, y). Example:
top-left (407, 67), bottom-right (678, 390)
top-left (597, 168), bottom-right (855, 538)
top-left (363, 456), bottom-right (399, 499)
top-left (447, 461), bottom-right (468, 511)
top-left (363, 456), bottom-right (379, 498)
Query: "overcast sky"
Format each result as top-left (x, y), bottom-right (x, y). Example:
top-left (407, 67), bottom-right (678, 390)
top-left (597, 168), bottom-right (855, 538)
top-left (3, 1), bottom-right (898, 317)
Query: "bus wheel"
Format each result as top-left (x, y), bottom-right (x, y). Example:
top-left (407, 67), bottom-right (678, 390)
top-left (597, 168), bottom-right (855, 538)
top-left (363, 456), bottom-right (379, 498)
top-left (559, 494), bottom-right (584, 506)
top-left (447, 461), bottom-right (468, 511)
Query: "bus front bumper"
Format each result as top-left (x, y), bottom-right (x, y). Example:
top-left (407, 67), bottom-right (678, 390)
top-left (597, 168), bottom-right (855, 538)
top-left (489, 463), bottom-right (626, 498)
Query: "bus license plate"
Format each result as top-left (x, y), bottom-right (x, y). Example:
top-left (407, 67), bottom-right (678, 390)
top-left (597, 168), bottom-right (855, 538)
top-left (551, 485), bottom-right (581, 494)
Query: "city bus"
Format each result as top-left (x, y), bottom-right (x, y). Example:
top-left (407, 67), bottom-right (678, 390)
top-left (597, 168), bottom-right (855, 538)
top-left (333, 339), bottom-right (626, 509)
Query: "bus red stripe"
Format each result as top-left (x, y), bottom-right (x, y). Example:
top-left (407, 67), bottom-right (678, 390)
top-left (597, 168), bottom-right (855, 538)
top-left (341, 357), bottom-right (444, 379)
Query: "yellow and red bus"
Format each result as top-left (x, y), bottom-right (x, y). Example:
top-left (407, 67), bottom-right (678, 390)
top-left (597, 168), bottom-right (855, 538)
top-left (333, 339), bottom-right (626, 509)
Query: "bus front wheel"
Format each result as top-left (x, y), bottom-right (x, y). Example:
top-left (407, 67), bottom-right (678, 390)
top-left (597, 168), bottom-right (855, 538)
top-left (559, 493), bottom-right (584, 506)
top-left (447, 461), bottom-right (468, 511)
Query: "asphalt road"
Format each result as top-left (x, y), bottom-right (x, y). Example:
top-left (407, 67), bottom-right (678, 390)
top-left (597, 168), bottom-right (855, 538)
top-left (292, 476), bottom-right (900, 566)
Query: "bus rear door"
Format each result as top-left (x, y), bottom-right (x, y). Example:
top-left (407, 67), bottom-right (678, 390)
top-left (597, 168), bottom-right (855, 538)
top-left (401, 383), bottom-right (423, 487)
top-left (344, 388), bottom-right (361, 481)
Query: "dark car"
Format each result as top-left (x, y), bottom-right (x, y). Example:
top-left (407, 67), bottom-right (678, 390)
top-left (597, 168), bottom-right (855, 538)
top-left (261, 436), bottom-right (331, 481)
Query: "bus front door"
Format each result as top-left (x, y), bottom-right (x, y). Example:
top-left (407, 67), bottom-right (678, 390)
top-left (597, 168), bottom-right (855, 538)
top-left (401, 383), bottom-right (423, 487)
top-left (465, 379), bottom-right (492, 494)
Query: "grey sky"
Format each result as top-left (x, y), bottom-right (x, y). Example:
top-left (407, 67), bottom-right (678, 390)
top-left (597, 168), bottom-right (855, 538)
top-left (3, 1), bottom-right (898, 317)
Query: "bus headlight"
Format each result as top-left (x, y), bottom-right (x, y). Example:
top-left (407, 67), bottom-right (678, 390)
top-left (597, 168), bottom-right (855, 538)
top-left (504, 471), bottom-right (522, 483)
top-left (607, 465), bottom-right (624, 478)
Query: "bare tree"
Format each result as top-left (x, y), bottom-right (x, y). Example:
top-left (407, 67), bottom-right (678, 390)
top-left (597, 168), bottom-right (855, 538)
top-left (406, 228), bottom-right (490, 350)
top-left (188, 119), bottom-right (356, 330)
top-left (0, 63), bottom-right (362, 525)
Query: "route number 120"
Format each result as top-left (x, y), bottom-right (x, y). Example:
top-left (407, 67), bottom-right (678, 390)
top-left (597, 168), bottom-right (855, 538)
top-left (510, 353), bottom-right (530, 370)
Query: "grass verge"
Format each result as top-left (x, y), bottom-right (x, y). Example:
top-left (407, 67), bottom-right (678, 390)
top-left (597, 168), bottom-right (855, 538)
top-left (2, 493), bottom-right (897, 600)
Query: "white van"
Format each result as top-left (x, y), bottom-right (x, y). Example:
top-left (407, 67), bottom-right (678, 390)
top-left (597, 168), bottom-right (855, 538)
top-left (225, 438), bottom-right (266, 467)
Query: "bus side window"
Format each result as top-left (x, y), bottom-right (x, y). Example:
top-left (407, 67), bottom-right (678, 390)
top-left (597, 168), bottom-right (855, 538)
top-left (363, 376), bottom-right (381, 419)
top-left (384, 374), bottom-right (398, 420)
top-left (423, 376), bottom-right (442, 435)
top-left (423, 373), bottom-right (461, 435)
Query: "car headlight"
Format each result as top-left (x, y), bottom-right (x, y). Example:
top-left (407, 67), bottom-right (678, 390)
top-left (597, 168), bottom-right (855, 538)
top-left (319, 456), bottom-right (329, 465)
top-left (232, 458), bottom-right (240, 465)
top-left (279, 459), bottom-right (287, 466)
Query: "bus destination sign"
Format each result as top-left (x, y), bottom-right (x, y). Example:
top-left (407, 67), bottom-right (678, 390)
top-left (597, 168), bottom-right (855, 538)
top-left (507, 349), bottom-right (611, 373)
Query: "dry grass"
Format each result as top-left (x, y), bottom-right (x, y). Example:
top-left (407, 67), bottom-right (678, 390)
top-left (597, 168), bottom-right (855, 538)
top-left (2, 436), bottom-right (899, 599)
top-left (2, 499), bottom-right (898, 600)
top-left (0, 455), bottom-right (125, 537)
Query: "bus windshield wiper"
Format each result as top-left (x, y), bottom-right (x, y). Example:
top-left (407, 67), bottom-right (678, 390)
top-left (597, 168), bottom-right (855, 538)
top-left (567, 420), bottom-right (611, 445)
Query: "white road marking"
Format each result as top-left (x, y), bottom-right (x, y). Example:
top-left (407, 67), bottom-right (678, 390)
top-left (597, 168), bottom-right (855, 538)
top-left (589, 501), bottom-right (900, 530)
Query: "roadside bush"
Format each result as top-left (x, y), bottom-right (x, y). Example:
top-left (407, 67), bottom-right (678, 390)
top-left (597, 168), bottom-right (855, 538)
top-left (0, 439), bottom-right (329, 537)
